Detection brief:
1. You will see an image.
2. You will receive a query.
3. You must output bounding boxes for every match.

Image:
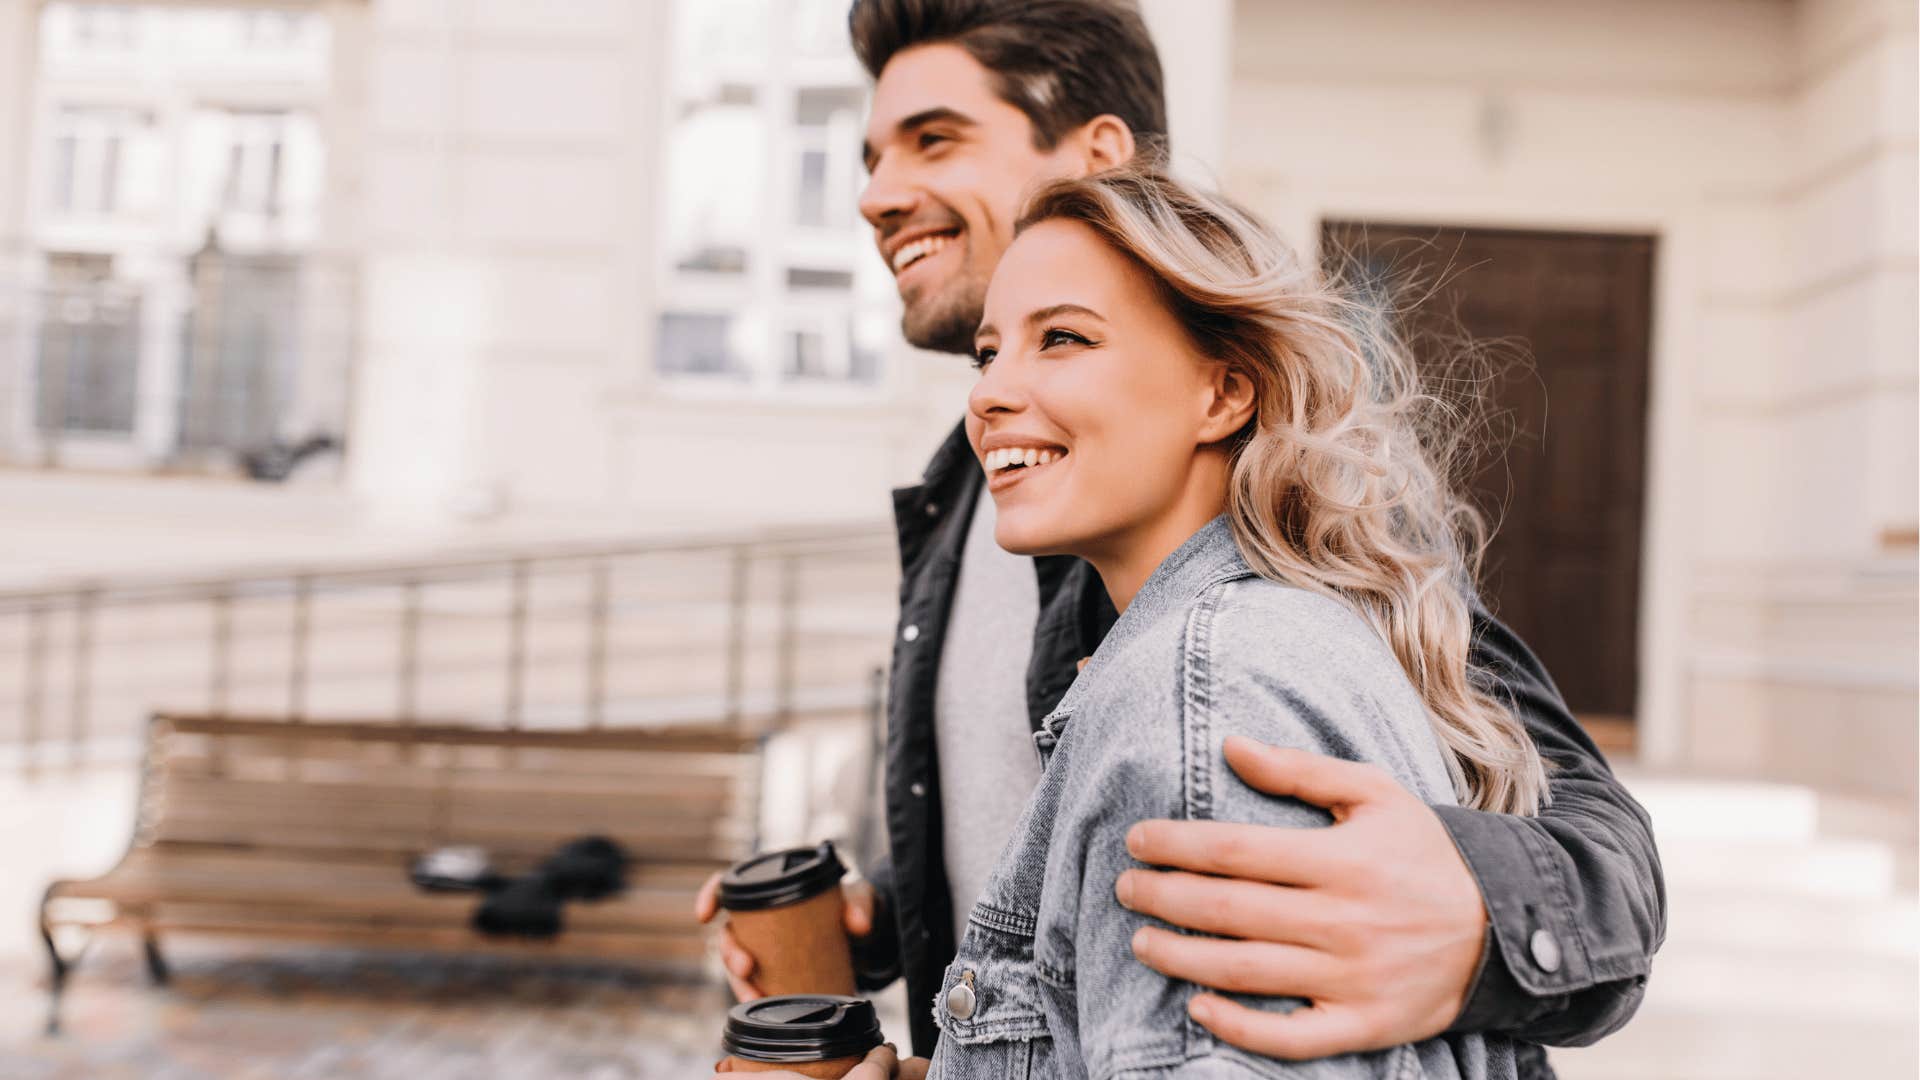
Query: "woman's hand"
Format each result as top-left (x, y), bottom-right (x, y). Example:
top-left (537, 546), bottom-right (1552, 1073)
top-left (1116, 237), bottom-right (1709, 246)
top-left (1116, 736), bottom-right (1487, 1059)
top-left (694, 872), bottom-right (878, 1001)
top-left (713, 1044), bottom-right (928, 1077)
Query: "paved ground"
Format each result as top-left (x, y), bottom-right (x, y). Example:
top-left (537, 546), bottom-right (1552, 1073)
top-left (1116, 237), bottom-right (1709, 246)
top-left (0, 938), bottom-right (914, 1080)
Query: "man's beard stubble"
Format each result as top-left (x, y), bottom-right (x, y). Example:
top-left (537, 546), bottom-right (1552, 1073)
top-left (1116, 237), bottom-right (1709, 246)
top-left (900, 273), bottom-right (987, 355)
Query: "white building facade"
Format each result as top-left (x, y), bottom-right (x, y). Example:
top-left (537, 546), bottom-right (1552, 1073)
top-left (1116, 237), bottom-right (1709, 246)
top-left (0, 0), bottom-right (1911, 799)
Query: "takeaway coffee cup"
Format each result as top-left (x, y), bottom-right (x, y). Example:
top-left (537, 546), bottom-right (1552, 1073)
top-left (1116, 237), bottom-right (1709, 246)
top-left (721, 995), bottom-right (884, 1077)
top-left (719, 841), bottom-right (857, 996)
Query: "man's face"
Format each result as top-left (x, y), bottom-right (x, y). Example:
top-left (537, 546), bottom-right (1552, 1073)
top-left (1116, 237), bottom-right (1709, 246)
top-left (860, 44), bottom-right (1081, 354)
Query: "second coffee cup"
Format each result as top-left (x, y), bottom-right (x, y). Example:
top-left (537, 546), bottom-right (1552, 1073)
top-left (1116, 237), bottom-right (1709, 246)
top-left (720, 994), bottom-right (883, 1077)
top-left (719, 841), bottom-right (857, 997)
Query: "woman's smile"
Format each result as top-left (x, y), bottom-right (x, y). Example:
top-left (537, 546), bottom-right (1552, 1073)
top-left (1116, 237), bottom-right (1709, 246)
top-left (980, 439), bottom-right (1070, 494)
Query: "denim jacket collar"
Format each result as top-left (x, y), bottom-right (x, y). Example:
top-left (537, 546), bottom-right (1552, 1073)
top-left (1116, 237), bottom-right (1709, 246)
top-left (1054, 515), bottom-right (1250, 718)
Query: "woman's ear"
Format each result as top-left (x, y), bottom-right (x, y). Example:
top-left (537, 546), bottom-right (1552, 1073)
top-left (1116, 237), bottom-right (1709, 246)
top-left (1199, 364), bottom-right (1257, 444)
top-left (1076, 115), bottom-right (1136, 174)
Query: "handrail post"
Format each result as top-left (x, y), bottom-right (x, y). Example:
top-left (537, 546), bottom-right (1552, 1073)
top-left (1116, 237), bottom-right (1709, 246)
top-left (287, 575), bottom-right (311, 722)
top-left (22, 603), bottom-right (47, 778)
top-left (775, 552), bottom-right (799, 729)
top-left (504, 559), bottom-right (529, 729)
top-left (585, 559), bottom-right (610, 729)
top-left (208, 587), bottom-right (232, 717)
top-left (67, 588), bottom-right (95, 769)
top-left (724, 547), bottom-right (749, 730)
top-left (398, 578), bottom-right (421, 726)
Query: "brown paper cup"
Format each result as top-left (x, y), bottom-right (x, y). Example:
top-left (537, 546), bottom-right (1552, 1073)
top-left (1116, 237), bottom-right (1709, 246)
top-left (726, 883), bottom-right (857, 997)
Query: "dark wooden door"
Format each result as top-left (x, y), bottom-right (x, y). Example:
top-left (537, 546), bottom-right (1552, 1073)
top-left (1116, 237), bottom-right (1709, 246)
top-left (1322, 223), bottom-right (1655, 737)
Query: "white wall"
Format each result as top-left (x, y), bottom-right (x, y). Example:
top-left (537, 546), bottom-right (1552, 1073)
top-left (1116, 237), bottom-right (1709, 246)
top-left (345, 0), bottom-right (1237, 532)
top-left (1225, 0), bottom-right (1918, 796)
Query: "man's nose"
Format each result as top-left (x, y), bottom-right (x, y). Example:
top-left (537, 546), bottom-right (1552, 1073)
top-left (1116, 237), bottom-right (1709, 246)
top-left (858, 157), bottom-right (917, 230)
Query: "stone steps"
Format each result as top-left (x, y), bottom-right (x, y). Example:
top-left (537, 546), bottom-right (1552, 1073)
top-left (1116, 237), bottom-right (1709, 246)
top-left (1553, 774), bottom-right (1919, 1079)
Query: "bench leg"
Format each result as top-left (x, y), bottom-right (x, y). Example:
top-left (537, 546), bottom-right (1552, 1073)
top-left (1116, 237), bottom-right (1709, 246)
top-left (40, 922), bottom-right (66, 1037)
top-left (142, 933), bottom-right (169, 986)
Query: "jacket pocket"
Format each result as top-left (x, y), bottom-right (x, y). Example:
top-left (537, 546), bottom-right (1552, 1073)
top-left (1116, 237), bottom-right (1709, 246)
top-left (930, 903), bottom-right (1053, 1078)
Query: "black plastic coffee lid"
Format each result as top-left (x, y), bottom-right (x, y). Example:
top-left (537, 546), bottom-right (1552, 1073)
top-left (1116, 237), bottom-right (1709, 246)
top-left (723, 995), bottom-right (883, 1063)
top-left (718, 841), bottom-right (846, 912)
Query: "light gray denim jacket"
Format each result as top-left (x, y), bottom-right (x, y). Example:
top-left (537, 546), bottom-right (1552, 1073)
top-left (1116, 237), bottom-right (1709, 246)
top-left (926, 517), bottom-right (1517, 1080)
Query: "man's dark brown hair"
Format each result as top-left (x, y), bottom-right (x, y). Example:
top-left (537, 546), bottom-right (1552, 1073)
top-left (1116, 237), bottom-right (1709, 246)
top-left (848, 0), bottom-right (1167, 150)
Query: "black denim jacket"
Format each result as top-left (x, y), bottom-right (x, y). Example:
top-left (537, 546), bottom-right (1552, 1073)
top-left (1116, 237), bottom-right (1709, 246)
top-left (855, 424), bottom-right (1665, 1076)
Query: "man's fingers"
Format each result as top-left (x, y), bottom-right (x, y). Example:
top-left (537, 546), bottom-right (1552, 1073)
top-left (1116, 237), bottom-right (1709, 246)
top-left (718, 926), bottom-right (756, 978)
top-left (844, 880), bottom-right (876, 938)
top-left (1189, 993), bottom-right (1381, 1061)
top-left (713, 925), bottom-right (762, 1001)
top-left (842, 1042), bottom-right (899, 1080)
top-left (1126, 818), bottom-right (1339, 885)
top-left (724, 968), bottom-right (762, 1003)
top-left (1130, 926), bottom-right (1330, 996)
top-left (1221, 736), bottom-right (1401, 814)
top-left (1116, 869), bottom-right (1333, 945)
top-left (695, 870), bottom-right (724, 923)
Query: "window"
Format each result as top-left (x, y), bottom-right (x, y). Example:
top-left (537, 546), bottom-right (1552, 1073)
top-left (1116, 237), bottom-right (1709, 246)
top-left (36, 253), bottom-right (140, 435)
top-left (657, 312), bottom-right (751, 379)
top-left (43, 106), bottom-right (148, 217)
top-left (655, 0), bottom-right (894, 392)
top-left (219, 111), bottom-right (290, 216)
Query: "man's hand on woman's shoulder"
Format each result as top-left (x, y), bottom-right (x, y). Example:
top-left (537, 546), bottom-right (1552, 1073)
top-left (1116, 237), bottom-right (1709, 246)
top-left (1116, 735), bottom-right (1487, 1060)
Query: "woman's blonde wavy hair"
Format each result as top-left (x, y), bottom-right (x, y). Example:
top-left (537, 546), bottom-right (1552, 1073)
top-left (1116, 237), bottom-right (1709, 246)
top-left (1018, 167), bottom-right (1546, 816)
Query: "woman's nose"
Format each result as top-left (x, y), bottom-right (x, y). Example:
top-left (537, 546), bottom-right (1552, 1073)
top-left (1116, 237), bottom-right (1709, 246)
top-left (968, 356), bottom-right (1026, 421)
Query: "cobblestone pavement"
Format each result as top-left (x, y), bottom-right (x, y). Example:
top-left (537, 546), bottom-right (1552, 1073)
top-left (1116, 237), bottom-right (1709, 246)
top-left (0, 940), bottom-right (790, 1079)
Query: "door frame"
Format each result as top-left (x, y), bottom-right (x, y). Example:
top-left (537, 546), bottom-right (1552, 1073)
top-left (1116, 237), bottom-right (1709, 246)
top-left (1251, 182), bottom-right (1698, 768)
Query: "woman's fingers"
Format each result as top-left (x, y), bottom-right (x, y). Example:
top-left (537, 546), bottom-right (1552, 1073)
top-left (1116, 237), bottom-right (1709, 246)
top-left (1188, 993), bottom-right (1380, 1062)
top-left (1125, 818), bottom-right (1340, 885)
top-left (1116, 869), bottom-right (1334, 946)
top-left (1128, 926), bottom-right (1331, 996)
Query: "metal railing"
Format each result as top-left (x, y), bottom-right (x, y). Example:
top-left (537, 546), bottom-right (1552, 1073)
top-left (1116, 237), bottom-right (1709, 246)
top-left (0, 523), bottom-right (900, 776)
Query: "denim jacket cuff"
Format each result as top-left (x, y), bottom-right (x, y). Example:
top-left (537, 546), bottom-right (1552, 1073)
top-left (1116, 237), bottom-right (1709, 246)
top-left (1437, 804), bottom-right (1590, 1031)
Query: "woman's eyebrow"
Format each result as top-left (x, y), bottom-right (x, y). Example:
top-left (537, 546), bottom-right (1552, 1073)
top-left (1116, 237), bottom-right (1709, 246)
top-left (1025, 303), bottom-right (1105, 327)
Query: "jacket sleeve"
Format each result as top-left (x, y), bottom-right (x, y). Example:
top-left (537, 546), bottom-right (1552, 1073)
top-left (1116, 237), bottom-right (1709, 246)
top-left (1067, 599), bottom-right (1416, 1079)
top-left (1438, 600), bottom-right (1666, 1046)
top-left (849, 853), bottom-right (904, 992)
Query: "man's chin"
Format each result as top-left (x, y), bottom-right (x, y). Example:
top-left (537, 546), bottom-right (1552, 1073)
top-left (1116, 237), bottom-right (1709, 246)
top-left (899, 288), bottom-right (984, 355)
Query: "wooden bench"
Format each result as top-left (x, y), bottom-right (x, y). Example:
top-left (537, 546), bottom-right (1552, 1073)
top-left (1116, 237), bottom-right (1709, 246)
top-left (39, 713), bottom-right (761, 1032)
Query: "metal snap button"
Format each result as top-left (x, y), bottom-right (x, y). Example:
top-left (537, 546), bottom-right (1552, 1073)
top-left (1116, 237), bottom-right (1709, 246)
top-left (946, 970), bottom-right (977, 1020)
top-left (1529, 928), bottom-right (1562, 973)
top-left (902, 624), bottom-right (920, 642)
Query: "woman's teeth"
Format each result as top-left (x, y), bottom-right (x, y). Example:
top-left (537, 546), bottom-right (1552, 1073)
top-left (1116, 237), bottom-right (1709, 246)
top-left (984, 447), bottom-right (1062, 472)
top-left (892, 233), bottom-right (954, 273)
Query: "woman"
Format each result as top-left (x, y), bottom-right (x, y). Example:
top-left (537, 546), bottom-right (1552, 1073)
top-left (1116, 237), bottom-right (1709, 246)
top-left (927, 169), bottom-right (1545, 1079)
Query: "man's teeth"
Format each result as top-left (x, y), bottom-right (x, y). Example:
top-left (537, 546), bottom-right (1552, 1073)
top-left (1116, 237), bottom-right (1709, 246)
top-left (892, 233), bottom-right (953, 273)
top-left (984, 447), bottom-right (1061, 471)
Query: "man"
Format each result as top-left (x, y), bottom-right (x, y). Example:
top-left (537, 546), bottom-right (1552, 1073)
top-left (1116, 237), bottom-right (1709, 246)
top-left (699, 2), bottom-right (1663, 1075)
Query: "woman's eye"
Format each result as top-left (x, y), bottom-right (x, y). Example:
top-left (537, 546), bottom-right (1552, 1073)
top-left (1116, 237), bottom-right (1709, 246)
top-left (970, 347), bottom-right (996, 371)
top-left (919, 132), bottom-right (950, 151)
top-left (1041, 328), bottom-right (1090, 349)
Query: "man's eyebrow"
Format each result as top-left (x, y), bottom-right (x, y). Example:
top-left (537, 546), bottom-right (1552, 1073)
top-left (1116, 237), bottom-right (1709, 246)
top-left (1026, 303), bottom-right (1105, 327)
top-left (862, 106), bottom-right (980, 172)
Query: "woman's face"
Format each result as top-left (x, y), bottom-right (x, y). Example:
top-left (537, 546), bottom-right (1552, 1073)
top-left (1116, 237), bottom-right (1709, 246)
top-left (968, 218), bottom-right (1235, 560)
